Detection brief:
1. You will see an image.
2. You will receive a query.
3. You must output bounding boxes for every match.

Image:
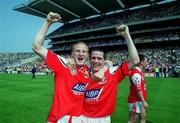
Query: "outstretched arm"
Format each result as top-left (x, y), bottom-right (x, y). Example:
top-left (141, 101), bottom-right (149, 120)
top-left (116, 25), bottom-right (139, 69)
top-left (32, 12), bottom-right (61, 59)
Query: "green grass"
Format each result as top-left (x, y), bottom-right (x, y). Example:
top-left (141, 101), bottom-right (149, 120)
top-left (0, 74), bottom-right (180, 123)
top-left (0, 74), bottom-right (53, 123)
top-left (112, 77), bottom-right (180, 123)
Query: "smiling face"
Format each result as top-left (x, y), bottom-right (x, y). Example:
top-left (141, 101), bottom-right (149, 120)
top-left (71, 42), bottom-right (89, 67)
top-left (91, 50), bottom-right (105, 73)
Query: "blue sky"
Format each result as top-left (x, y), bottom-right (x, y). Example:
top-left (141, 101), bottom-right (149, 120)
top-left (0, 0), bottom-right (62, 53)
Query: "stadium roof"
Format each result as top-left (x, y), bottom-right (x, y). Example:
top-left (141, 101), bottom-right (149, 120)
top-left (14, 0), bottom-right (176, 23)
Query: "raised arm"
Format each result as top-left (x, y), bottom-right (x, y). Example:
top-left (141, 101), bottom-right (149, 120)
top-left (32, 12), bottom-right (61, 59)
top-left (116, 25), bottom-right (139, 69)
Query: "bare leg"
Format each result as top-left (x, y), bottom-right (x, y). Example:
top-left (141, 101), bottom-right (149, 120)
top-left (140, 108), bottom-right (146, 123)
top-left (128, 111), bottom-right (139, 123)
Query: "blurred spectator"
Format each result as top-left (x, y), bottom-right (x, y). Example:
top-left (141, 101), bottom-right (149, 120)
top-left (31, 67), bottom-right (36, 79)
top-left (163, 65), bottom-right (167, 78)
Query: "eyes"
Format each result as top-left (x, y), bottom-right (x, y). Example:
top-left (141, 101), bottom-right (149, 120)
top-left (74, 49), bottom-right (87, 54)
top-left (91, 56), bottom-right (103, 61)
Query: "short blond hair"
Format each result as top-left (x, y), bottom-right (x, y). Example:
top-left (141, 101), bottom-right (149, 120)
top-left (72, 42), bottom-right (89, 53)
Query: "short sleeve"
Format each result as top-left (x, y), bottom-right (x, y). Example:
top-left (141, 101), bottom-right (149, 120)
top-left (113, 61), bottom-right (130, 82)
top-left (131, 73), bottom-right (142, 90)
top-left (45, 49), bottom-right (68, 74)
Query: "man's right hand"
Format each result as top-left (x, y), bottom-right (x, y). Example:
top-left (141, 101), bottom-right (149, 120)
top-left (143, 101), bottom-right (148, 109)
top-left (46, 12), bottom-right (61, 23)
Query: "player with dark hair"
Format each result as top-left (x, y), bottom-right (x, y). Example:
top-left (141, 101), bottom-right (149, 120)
top-left (81, 24), bottom-right (140, 123)
top-left (128, 54), bottom-right (149, 123)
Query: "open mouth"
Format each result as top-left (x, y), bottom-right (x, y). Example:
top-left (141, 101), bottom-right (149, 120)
top-left (77, 57), bottom-right (84, 62)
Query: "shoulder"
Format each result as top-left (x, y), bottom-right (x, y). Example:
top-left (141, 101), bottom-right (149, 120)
top-left (131, 73), bottom-right (141, 84)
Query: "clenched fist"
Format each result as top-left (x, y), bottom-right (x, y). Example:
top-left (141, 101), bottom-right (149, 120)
top-left (46, 12), bottom-right (61, 23)
top-left (116, 24), bottom-right (129, 37)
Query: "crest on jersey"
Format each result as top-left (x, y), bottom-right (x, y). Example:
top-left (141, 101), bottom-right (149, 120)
top-left (134, 77), bottom-right (141, 85)
top-left (83, 69), bottom-right (90, 78)
top-left (131, 73), bottom-right (141, 87)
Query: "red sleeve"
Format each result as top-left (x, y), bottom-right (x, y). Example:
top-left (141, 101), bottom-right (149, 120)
top-left (114, 61), bottom-right (130, 82)
top-left (45, 49), bottom-right (68, 74)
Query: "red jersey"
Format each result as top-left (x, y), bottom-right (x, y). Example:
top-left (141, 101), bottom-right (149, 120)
top-left (83, 62), bottom-right (130, 117)
top-left (45, 50), bottom-right (90, 123)
top-left (128, 67), bottom-right (147, 103)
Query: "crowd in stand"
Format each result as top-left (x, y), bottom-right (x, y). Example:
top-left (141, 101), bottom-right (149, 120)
top-left (51, 32), bottom-right (180, 51)
top-left (1, 2), bottom-right (179, 78)
top-left (48, 2), bottom-right (180, 36)
top-left (1, 47), bottom-right (179, 76)
top-left (0, 52), bottom-right (35, 69)
top-left (0, 53), bottom-right (69, 75)
top-left (0, 58), bottom-right (51, 75)
top-left (51, 30), bottom-right (180, 45)
top-left (106, 46), bottom-right (180, 74)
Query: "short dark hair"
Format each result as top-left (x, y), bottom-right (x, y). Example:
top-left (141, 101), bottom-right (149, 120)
top-left (90, 49), bottom-right (106, 59)
top-left (139, 54), bottom-right (149, 62)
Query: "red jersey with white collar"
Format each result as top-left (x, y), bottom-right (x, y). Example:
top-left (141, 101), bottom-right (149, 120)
top-left (128, 67), bottom-right (147, 103)
top-left (83, 62), bottom-right (130, 117)
top-left (45, 50), bottom-right (90, 123)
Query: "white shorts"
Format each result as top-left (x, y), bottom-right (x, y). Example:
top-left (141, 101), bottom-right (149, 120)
top-left (128, 101), bottom-right (143, 113)
top-left (47, 115), bottom-right (83, 123)
top-left (48, 115), bottom-right (110, 123)
top-left (81, 115), bottom-right (111, 123)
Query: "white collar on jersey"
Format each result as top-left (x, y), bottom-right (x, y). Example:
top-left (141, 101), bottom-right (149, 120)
top-left (134, 67), bottom-right (142, 72)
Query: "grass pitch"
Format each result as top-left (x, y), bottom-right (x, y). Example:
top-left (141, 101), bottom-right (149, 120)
top-left (0, 74), bottom-right (180, 123)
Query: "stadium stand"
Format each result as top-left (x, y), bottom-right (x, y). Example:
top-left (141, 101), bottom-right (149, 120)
top-left (12, 0), bottom-right (180, 77)
top-left (0, 52), bottom-right (35, 68)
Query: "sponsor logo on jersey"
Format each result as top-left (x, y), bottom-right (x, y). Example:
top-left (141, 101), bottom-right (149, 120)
top-left (72, 83), bottom-right (86, 95)
top-left (85, 88), bottom-right (103, 101)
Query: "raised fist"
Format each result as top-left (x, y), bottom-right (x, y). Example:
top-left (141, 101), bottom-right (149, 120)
top-left (46, 12), bottom-right (61, 23)
top-left (116, 24), bottom-right (129, 37)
